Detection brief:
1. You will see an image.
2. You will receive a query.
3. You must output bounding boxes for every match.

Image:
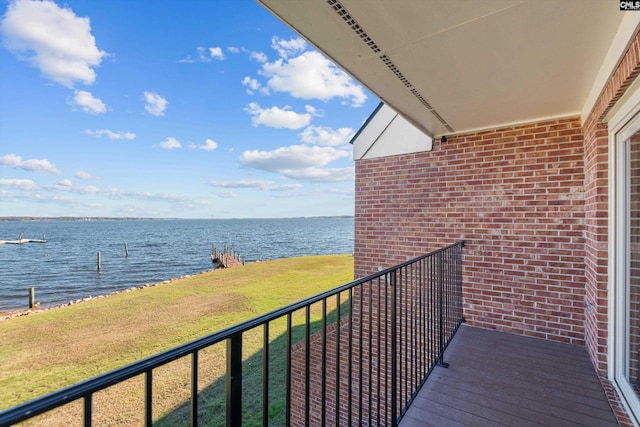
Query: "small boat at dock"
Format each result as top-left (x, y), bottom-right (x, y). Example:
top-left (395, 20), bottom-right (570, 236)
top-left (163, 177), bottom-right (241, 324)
top-left (0, 233), bottom-right (47, 245)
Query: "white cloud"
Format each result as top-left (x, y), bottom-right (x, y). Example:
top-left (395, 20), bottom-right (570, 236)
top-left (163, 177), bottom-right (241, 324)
top-left (74, 170), bottom-right (95, 180)
top-left (159, 137), bottom-right (181, 150)
top-left (217, 190), bottom-right (238, 198)
top-left (74, 185), bottom-right (100, 194)
top-left (249, 51), bottom-right (267, 63)
top-left (244, 103), bottom-right (311, 130)
top-left (299, 126), bottom-right (355, 147)
top-left (242, 76), bottom-right (270, 95)
top-left (208, 47), bottom-right (224, 60)
top-left (1, 177), bottom-right (212, 212)
top-left (41, 180), bottom-right (100, 194)
top-left (41, 181), bottom-right (188, 202)
top-left (178, 46), bottom-right (225, 63)
top-left (143, 91), bottom-right (168, 116)
top-left (304, 105), bottom-right (317, 116)
top-left (210, 179), bottom-right (301, 192)
top-left (191, 138), bottom-right (218, 151)
top-left (240, 145), bottom-right (349, 171)
top-left (326, 188), bottom-right (355, 196)
top-left (228, 46), bottom-right (240, 54)
top-left (242, 76), bottom-right (261, 94)
top-left (0, 178), bottom-right (38, 190)
top-left (86, 129), bottom-right (135, 140)
top-left (71, 90), bottom-right (106, 114)
top-left (271, 36), bottom-right (307, 59)
top-left (0, 0), bottom-right (106, 88)
top-left (0, 153), bottom-right (62, 174)
top-left (260, 50), bottom-right (367, 107)
top-left (279, 166), bottom-right (355, 182)
top-left (211, 179), bottom-right (269, 189)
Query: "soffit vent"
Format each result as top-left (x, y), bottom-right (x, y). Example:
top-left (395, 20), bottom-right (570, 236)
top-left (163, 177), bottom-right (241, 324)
top-left (410, 89), bottom-right (452, 132)
top-left (327, 0), bottom-right (381, 53)
top-left (326, 0), bottom-right (455, 133)
top-left (381, 54), bottom-right (411, 88)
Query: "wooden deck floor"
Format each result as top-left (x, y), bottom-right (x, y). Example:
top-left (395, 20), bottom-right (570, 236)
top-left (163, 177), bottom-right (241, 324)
top-left (399, 325), bottom-right (618, 427)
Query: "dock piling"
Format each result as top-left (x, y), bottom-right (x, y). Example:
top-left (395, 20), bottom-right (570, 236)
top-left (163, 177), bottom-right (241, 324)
top-left (97, 251), bottom-right (101, 271)
top-left (29, 287), bottom-right (35, 309)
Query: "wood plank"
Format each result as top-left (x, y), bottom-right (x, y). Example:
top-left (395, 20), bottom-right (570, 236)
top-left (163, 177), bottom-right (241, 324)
top-left (399, 325), bottom-right (619, 427)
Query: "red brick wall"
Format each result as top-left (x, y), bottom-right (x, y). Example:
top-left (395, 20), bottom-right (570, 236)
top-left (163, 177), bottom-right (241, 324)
top-left (582, 29), bottom-right (640, 378)
top-left (579, 30), bottom-right (640, 427)
top-left (288, 292), bottom-right (391, 426)
top-left (355, 117), bottom-right (587, 344)
top-left (581, 116), bottom-right (609, 374)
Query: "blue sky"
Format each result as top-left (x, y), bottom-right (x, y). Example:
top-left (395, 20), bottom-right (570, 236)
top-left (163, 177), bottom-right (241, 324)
top-left (0, 0), bottom-right (379, 219)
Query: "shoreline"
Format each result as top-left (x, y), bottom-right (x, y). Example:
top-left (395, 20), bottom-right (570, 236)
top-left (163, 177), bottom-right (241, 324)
top-left (0, 253), bottom-right (345, 321)
top-left (0, 254), bottom-right (355, 420)
top-left (0, 267), bottom-right (222, 321)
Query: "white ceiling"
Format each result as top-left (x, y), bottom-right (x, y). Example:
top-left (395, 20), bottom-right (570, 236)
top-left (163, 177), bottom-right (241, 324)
top-left (258, 0), bottom-right (626, 137)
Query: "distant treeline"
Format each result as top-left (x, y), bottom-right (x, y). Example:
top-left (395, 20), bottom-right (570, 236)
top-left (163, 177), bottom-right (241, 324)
top-left (0, 216), bottom-right (353, 222)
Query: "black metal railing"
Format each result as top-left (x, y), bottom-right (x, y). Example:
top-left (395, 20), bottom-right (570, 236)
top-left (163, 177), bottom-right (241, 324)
top-left (0, 241), bottom-right (465, 427)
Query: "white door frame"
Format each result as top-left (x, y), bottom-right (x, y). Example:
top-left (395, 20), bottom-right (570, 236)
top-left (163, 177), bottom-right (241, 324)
top-left (608, 78), bottom-right (640, 427)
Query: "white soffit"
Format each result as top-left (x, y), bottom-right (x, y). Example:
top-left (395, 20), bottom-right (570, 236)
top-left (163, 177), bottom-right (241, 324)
top-left (258, 0), bottom-right (624, 137)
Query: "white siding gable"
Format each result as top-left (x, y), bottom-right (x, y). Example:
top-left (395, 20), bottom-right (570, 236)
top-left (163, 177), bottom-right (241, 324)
top-left (352, 104), bottom-right (433, 160)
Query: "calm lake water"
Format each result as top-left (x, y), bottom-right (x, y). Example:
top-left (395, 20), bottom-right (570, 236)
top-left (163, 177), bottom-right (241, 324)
top-left (0, 217), bottom-right (354, 312)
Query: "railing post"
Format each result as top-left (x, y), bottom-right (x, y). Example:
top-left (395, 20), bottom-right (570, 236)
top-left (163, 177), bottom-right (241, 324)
top-left (286, 314), bottom-right (292, 426)
top-left (226, 333), bottom-right (242, 427)
top-left (191, 351), bottom-right (199, 427)
top-left (83, 395), bottom-right (92, 427)
top-left (458, 242), bottom-right (466, 324)
top-left (145, 370), bottom-right (153, 426)
top-left (437, 251), bottom-right (449, 368)
top-left (390, 269), bottom-right (398, 427)
top-left (262, 323), bottom-right (269, 427)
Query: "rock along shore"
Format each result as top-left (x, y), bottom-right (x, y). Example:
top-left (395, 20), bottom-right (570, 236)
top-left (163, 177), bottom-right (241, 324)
top-left (0, 267), bottom-right (229, 321)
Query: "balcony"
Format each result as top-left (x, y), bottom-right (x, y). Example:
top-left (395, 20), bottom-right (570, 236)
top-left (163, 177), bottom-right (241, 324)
top-left (0, 241), bottom-right (619, 426)
top-left (400, 325), bottom-right (618, 427)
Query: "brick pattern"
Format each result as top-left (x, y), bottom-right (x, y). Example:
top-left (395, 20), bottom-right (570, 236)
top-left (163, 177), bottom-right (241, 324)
top-left (289, 318), bottom-right (348, 426)
top-left (582, 117), bottom-right (610, 375)
top-left (580, 26), bottom-right (640, 427)
top-left (589, 31), bottom-right (640, 124)
top-left (600, 376), bottom-right (636, 427)
top-left (288, 289), bottom-right (392, 426)
top-left (355, 116), bottom-right (587, 344)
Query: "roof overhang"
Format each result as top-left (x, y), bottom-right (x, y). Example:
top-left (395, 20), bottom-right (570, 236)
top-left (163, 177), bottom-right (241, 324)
top-left (258, 0), bottom-right (638, 137)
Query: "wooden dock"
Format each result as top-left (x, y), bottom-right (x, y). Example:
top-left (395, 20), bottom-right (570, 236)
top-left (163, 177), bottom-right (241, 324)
top-left (211, 245), bottom-right (244, 268)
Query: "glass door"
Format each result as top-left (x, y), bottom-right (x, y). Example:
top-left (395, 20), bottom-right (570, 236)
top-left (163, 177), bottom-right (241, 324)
top-left (615, 114), bottom-right (640, 423)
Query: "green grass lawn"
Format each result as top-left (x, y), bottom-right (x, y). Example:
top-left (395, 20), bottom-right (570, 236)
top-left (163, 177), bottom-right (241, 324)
top-left (0, 254), bottom-right (354, 425)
